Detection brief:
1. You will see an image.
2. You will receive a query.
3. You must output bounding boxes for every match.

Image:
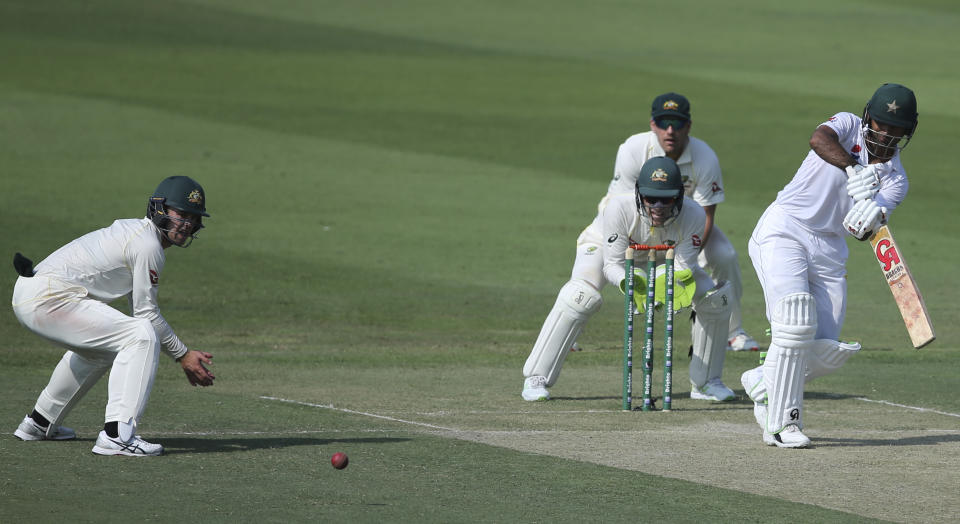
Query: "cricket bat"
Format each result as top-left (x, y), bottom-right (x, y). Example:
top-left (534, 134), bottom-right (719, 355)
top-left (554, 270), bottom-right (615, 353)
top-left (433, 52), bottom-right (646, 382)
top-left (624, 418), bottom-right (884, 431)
top-left (869, 225), bottom-right (935, 348)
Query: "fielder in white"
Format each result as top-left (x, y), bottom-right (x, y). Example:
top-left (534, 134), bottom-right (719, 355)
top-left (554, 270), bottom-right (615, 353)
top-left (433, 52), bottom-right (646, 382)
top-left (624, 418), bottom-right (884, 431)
top-left (523, 156), bottom-right (737, 402)
top-left (608, 93), bottom-right (759, 352)
top-left (12, 176), bottom-right (215, 456)
top-left (741, 83), bottom-right (918, 448)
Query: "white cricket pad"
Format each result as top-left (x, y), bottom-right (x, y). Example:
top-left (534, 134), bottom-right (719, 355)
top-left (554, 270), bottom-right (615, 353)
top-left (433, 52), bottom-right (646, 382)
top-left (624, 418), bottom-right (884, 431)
top-left (806, 340), bottom-right (861, 381)
top-left (770, 292), bottom-right (817, 348)
top-left (764, 345), bottom-right (806, 433)
top-left (689, 281), bottom-right (732, 387)
top-left (765, 293), bottom-right (817, 433)
top-left (741, 340), bottom-right (860, 404)
top-left (523, 280), bottom-right (602, 386)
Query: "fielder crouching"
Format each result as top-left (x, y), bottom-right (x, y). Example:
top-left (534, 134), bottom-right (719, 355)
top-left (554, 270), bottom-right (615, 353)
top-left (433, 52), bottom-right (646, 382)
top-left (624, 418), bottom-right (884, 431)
top-left (522, 156), bottom-right (737, 403)
top-left (11, 176), bottom-right (215, 456)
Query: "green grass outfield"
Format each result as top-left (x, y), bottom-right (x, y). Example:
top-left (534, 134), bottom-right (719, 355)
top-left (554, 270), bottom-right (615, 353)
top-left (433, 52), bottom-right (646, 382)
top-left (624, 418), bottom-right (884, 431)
top-left (1, 0), bottom-right (958, 522)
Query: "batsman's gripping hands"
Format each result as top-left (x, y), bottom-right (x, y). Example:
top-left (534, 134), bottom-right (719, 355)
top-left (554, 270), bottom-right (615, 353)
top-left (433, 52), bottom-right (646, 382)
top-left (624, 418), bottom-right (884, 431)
top-left (843, 199), bottom-right (887, 240)
top-left (845, 164), bottom-right (880, 201)
top-left (619, 265), bottom-right (696, 313)
top-left (179, 350), bottom-right (215, 387)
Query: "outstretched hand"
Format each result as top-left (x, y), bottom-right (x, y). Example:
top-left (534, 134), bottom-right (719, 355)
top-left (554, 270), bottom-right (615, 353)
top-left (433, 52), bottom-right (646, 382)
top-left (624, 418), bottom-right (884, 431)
top-left (179, 350), bottom-right (215, 387)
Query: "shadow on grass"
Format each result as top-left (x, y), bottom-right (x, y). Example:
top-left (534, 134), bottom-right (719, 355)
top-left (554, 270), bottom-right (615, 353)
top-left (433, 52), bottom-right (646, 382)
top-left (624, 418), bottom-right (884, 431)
top-left (158, 436), bottom-right (411, 454)
top-left (555, 391), bottom-right (861, 402)
top-left (814, 433), bottom-right (960, 448)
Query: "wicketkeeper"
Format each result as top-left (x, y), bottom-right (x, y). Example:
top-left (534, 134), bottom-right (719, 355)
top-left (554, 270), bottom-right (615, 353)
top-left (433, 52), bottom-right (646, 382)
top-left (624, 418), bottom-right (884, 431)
top-left (522, 156), bottom-right (737, 402)
top-left (12, 176), bottom-right (215, 456)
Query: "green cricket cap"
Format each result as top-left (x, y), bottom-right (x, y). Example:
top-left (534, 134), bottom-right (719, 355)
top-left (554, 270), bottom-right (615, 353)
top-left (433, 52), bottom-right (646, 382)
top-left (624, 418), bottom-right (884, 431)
top-left (651, 92), bottom-right (691, 120)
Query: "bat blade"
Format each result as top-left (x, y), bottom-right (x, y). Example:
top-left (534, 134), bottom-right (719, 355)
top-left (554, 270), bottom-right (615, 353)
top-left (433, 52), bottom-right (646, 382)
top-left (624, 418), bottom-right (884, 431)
top-left (869, 225), bottom-right (935, 348)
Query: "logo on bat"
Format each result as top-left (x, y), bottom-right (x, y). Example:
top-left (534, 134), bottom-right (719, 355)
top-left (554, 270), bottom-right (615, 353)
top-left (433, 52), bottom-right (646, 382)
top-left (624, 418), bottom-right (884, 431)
top-left (875, 239), bottom-right (901, 272)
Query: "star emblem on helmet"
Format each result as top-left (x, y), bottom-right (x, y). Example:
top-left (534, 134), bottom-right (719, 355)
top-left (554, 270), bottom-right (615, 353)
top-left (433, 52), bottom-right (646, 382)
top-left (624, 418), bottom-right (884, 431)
top-left (650, 168), bottom-right (668, 182)
top-left (886, 100), bottom-right (899, 113)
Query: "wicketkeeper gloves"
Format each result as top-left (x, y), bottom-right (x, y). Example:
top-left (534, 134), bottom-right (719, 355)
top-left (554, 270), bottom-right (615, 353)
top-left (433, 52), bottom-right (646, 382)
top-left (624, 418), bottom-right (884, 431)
top-left (619, 265), bottom-right (696, 313)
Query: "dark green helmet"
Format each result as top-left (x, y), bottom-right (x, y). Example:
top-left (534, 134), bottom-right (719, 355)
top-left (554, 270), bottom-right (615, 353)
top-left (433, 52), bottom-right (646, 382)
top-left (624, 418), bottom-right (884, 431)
top-left (635, 156), bottom-right (684, 226)
top-left (147, 176), bottom-right (208, 247)
top-left (861, 83), bottom-right (918, 160)
top-left (863, 83), bottom-right (918, 132)
top-left (150, 175), bottom-right (209, 217)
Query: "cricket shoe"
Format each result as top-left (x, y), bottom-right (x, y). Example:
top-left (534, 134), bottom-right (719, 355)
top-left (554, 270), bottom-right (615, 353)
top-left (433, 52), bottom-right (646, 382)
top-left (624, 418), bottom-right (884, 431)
top-left (763, 424), bottom-right (810, 448)
top-left (92, 431), bottom-right (163, 457)
top-left (689, 378), bottom-right (736, 401)
top-left (727, 330), bottom-right (760, 351)
top-left (521, 376), bottom-right (550, 402)
top-left (14, 415), bottom-right (76, 441)
top-left (740, 366), bottom-right (766, 403)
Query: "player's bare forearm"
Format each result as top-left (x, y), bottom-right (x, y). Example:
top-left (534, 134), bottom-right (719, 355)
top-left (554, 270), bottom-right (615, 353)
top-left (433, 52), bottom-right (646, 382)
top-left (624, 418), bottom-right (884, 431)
top-left (178, 350), bottom-right (215, 387)
top-left (700, 205), bottom-right (716, 249)
top-left (810, 126), bottom-right (856, 170)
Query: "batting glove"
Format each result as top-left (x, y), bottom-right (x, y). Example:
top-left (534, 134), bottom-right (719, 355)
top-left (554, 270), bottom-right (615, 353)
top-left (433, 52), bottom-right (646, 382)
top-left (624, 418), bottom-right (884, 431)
top-left (842, 199), bottom-right (887, 240)
top-left (845, 164), bottom-right (880, 202)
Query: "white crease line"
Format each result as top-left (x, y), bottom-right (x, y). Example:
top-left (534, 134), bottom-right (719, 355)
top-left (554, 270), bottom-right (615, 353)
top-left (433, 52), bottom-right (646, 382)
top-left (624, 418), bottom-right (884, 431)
top-left (412, 410), bottom-right (612, 416)
top-left (260, 395), bottom-right (458, 432)
top-left (152, 429), bottom-right (396, 436)
top-left (856, 397), bottom-right (960, 418)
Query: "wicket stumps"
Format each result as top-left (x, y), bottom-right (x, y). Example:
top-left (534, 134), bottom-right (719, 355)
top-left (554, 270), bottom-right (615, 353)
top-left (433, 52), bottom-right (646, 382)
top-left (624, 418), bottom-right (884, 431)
top-left (622, 242), bottom-right (675, 412)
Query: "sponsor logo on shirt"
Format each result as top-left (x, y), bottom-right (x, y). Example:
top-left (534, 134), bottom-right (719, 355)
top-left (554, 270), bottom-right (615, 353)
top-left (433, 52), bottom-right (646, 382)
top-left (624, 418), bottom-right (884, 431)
top-left (691, 234), bottom-right (701, 247)
top-left (607, 233), bottom-right (619, 243)
top-left (711, 182), bottom-right (723, 194)
top-left (149, 270), bottom-right (159, 285)
top-left (851, 144), bottom-right (861, 153)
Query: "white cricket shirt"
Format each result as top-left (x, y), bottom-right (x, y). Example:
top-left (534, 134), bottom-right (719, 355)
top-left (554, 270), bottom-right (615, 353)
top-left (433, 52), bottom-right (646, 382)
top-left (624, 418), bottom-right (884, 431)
top-left (774, 112), bottom-right (908, 236)
top-left (33, 218), bottom-right (188, 358)
top-left (599, 194), bottom-right (712, 294)
top-left (608, 131), bottom-right (725, 208)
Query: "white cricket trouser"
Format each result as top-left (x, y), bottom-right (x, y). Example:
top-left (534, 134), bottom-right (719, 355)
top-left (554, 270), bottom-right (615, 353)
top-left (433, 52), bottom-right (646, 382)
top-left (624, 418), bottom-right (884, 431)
top-left (571, 225), bottom-right (607, 290)
top-left (748, 203), bottom-right (847, 340)
top-left (12, 275), bottom-right (160, 428)
top-left (574, 223), bottom-right (747, 338)
top-left (697, 226), bottom-right (746, 337)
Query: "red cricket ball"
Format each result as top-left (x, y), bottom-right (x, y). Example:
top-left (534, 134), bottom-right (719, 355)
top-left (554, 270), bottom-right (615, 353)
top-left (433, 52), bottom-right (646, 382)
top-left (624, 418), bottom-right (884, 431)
top-left (331, 452), bottom-right (349, 470)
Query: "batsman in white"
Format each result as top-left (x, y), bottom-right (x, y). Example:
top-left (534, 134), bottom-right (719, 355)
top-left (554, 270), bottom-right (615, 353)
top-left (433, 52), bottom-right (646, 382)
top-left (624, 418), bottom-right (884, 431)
top-left (608, 93), bottom-right (759, 352)
top-left (522, 156), bottom-right (737, 403)
top-left (11, 176), bottom-right (215, 456)
top-left (741, 83), bottom-right (918, 448)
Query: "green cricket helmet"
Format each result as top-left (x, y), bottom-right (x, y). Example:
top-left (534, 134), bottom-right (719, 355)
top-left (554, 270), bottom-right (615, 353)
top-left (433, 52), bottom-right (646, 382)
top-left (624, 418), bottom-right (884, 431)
top-left (861, 83), bottom-right (918, 160)
top-left (635, 156), bottom-right (684, 226)
top-left (147, 175), bottom-right (208, 247)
